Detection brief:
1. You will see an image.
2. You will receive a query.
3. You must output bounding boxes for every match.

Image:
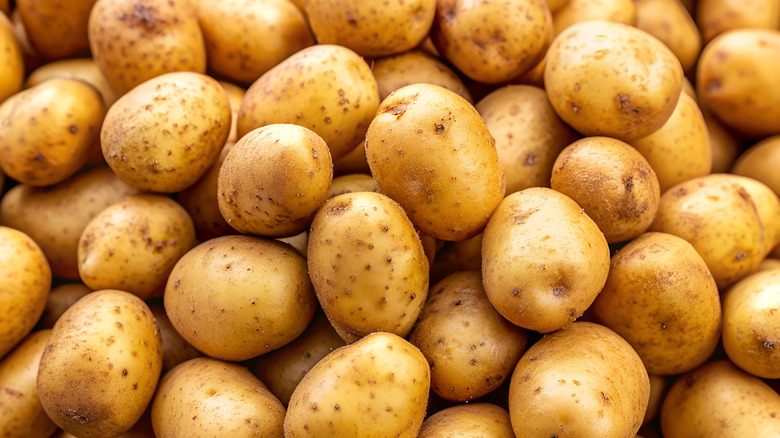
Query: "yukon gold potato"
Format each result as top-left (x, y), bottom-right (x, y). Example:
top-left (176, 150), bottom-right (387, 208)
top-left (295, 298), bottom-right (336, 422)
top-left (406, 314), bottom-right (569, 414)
top-left (101, 72), bottom-right (230, 193)
top-left (545, 21), bottom-right (683, 141)
top-left (418, 403), bottom-right (515, 438)
top-left (38, 290), bottom-right (163, 438)
top-left (650, 174), bottom-right (765, 288)
top-left (152, 357), bottom-right (285, 438)
top-left (0, 227), bottom-right (51, 359)
top-left (148, 305), bottom-right (201, 373)
top-left (430, 233), bottom-right (483, 283)
top-left (476, 85), bottom-right (579, 195)
top-left (705, 108), bottom-right (743, 173)
top-left (307, 192), bottom-right (429, 342)
top-left (696, 0), bottom-right (780, 43)
top-left (551, 137), bottom-right (660, 243)
top-left (409, 271), bottom-right (528, 401)
top-left (552, 0), bottom-right (636, 36)
top-left (661, 360), bottom-right (780, 437)
top-left (634, 0), bottom-right (701, 74)
top-left (88, 0), bottom-right (206, 96)
top-left (482, 188), bottom-right (610, 333)
top-left (372, 50), bottom-right (472, 102)
top-left (284, 332), bottom-right (430, 437)
top-left (25, 58), bottom-right (118, 107)
top-left (164, 235), bottom-right (316, 361)
top-left (0, 330), bottom-right (57, 438)
top-left (77, 194), bottom-right (197, 299)
top-left (218, 124), bottom-right (332, 237)
top-left (332, 139), bottom-right (371, 175)
top-left (592, 232), bottom-right (721, 375)
top-left (697, 29), bottom-right (780, 138)
top-left (0, 13), bottom-right (23, 103)
top-left (16, 0), bottom-right (94, 59)
top-left (365, 83), bottom-right (505, 241)
top-left (0, 78), bottom-right (106, 186)
top-left (193, 0), bottom-right (313, 84)
top-left (430, 0), bottom-right (553, 84)
top-left (758, 258), bottom-right (780, 272)
top-left (0, 167), bottom-right (139, 278)
top-left (327, 173), bottom-right (377, 198)
top-left (238, 44), bottom-right (379, 162)
top-left (39, 283), bottom-right (91, 329)
top-left (305, 0), bottom-right (435, 57)
top-left (509, 322), bottom-right (650, 438)
top-left (729, 175), bottom-right (780, 257)
top-left (732, 134), bottom-right (780, 197)
top-left (644, 374), bottom-right (668, 425)
top-left (219, 82), bottom-right (244, 143)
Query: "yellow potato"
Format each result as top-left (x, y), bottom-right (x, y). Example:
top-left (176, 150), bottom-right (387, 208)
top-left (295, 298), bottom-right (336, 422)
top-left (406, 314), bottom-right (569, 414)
top-left (418, 403), bottom-right (515, 437)
top-left (0, 12), bottom-right (23, 103)
top-left (9, 9), bottom-right (36, 57)
top-left (372, 49), bottom-right (472, 103)
top-left (705, 107), bottom-right (744, 173)
top-left (219, 81), bottom-right (244, 144)
top-left (148, 304), bottom-right (201, 373)
top-left (729, 175), bottom-right (780, 257)
top-left (634, 0), bottom-right (701, 74)
top-left (16, 0), bottom-right (93, 59)
top-left (276, 231), bottom-right (309, 258)
top-left (552, 0), bottom-right (636, 36)
top-left (758, 257), bottom-right (780, 272)
top-left (644, 374), bottom-right (668, 425)
top-left (732, 134), bottom-right (780, 197)
top-left (430, 233), bottom-right (483, 284)
top-left (327, 173), bottom-right (377, 198)
top-left (696, 0), bottom-right (780, 43)
top-left (25, 58), bottom-right (118, 107)
top-left (39, 283), bottom-right (91, 329)
top-left (332, 140), bottom-right (371, 176)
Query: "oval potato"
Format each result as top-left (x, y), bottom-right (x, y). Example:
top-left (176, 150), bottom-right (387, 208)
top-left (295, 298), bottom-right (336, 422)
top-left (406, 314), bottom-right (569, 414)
top-left (552, 0), bottom-right (636, 36)
top-left (634, 0), bottom-right (701, 74)
top-left (418, 403), bottom-right (515, 438)
top-left (696, 0), bottom-right (780, 43)
top-left (0, 12), bottom-right (23, 103)
top-left (732, 134), bottom-right (780, 197)
top-left (25, 58), bottom-right (118, 107)
top-left (39, 283), bottom-right (91, 329)
top-left (16, 0), bottom-right (94, 59)
top-left (372, 49), bottom-right (472, 103)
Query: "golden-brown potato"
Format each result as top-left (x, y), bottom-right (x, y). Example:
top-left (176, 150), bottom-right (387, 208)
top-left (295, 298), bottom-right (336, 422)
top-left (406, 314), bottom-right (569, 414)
top-left (365, 83), bottom-right (505, 241)
top-left (38, 289), bottom-right (163, 438)
top-left (552, 0), bottom-right (636, 36)
top-left (644, 374), bottom-right (668, 425)
top-left (705, 108), bottom-right (744, 173)
top-left (275, 230), bottom-right (309, 258)
top-left (732, 134), bottom-right (780, 197)
top-left (332, 140), bottom-right (371, 176)
top-left (696, 0), bottom-right (780, 43)
top-left (0, 12), bottom-right (23, 103)
top-left (152, 357), bottom-right (285, 438)
top-left (25, 58), bottom-right (118, 107)
top-left (9, 9), bottom-right (36, 58)
top-left (372, 49), bottom-right (473, 103)
top-left (758, 257), bottom-right (780, 272)
top-left (16, 0), bottom-right (94, 59)
top-left (634, 0), bottom-right (701, 74)
top-left (418, 403), bottom-right (515, 437)
top-left (148, 305), bottom-right (201, 373)
top-left (327, 173), bottom-right (377, 198)
top-left (219, 81), bottom-right (244, 144)
top-left (39, 283), bottom-right (91, 329)
top-left (509, 322), bottom-right (650, 437)
top-left (729, 175), bottom-right (780, 257)
top-left (88, 0), bottom-right (206, 96)
top-left (545, 21), bottom-right (683, 141)
top-left (0, 0), bottom-right (8, 15)
top-left (482, 188), bottom-right (610, 333)
top-left (77, 194), bottom-right (197, 300)
top-left (430, 233), bottom-right (483, 283)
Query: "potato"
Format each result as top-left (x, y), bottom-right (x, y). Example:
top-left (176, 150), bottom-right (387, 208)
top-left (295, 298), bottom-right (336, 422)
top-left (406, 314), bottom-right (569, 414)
top-left (307, 192), bottom-right (429, 343)
top-left (101, 72), bottom-right (230, 193)
top-left (650, 174), bottom-right (765, 288)
top-left (418, 403), bottom-right (514, 437)
top-left (253, 314), bottom-right (347, 406)
top-left (284, 332), bottom-right (430, 437)
top-left (545, 21), bottom-right (683, 141)
top-left (77, 194), bottom-right (197, 300)
top-left (219, 81), bottom-right (244, 144)
top-left (332, 140), bottom-right (371, 176)
top-left (551, 136), bottom-right (661, 243)
top-left (696, 0), bottom-right (780, 43)
top-left (148, 304), bottom-right (201, 373)
top-left (25, 58), bottom-right (118, 108)
top-left (0, 12), bottom-right (23, 103)
top-left (8, 9), bottom-right (36, 58)
top-left (88, 0), bottom-right (206, 96)
top-left (38, 289), bottom-right (163, 438)
top-left (0, 227), bottom-right (51, 359)
top-left (476, 85), bottom-right (579, 196)
top-left (732, 134), bottom-right (780, 197)
top-left (661, 360), bottom-right (780, 436)
top-left (482, 187), bottom-right (610, 333)
top-left (217, 124), bottom-right (333, 237)
top-left (0, 78), bottom-right (106, 187)
top-left (592, 232), bottom-right (721, 375)
top-left (552, 0), bottom-right (636, 36)
top-left (372, 49), bottom-right (472, 103)
top-left (508, 322), bottom-right (650, 438)
top-left (39, 283), bottom-right (91, 329)
top-left (0, 167), bottom-right (140, 278)
top-left (634, 0), bottom-right (701, 74)
top-left (0, 330), bottom-right (57, 438)
top-left (697, 29), bottom-right (780, 138)
top-left (729, 175), bottom-right (780, 257)
top-left (165, 235), bottom-right (316, 361)
top-left (365, 83), bottom-right (505, 241)
top-left (305, 0), bottom-right (435, 58)
top-left (327, 173), bottom-right (377, 198)
top-left (511, 55), bottom-right (546, 88)
top-left (705, 107), bottom-right (744, 173)
top-left (430, 0), bottom-right (553, 84)
top-left (430, 233), bottom-right (483, 283)
top-left (238, 44), bottom-right (379, 162)
top-left (276, 231), bottom-right (309, 258)
top-left (758, 258), bottom-right (780, 272)
top-left (644, 374), bottom-right (668, 425)
top-left (16, 0), bottom-right (93, 59)
top-left (409, 271), bottom-right (527, 401)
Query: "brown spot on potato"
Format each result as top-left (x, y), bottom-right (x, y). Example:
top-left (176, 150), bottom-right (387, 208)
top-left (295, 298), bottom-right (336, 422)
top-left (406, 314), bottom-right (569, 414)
top-left (386, 103), bottom-right (407, 116)
top-left (617, 94), bottom-right (639, 114)
top-left (69, 125), bottom-right (78, 134)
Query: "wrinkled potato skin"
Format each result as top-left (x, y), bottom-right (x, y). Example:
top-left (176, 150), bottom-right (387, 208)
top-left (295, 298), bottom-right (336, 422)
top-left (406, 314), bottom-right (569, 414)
top-left (37, 290), bottom-right (163, 438)
top-left (152, 357), bottom-right (285, 438)
top-left (0, 13), bottom-right (23, 103)
top-left (25, 58), bottom-right (118, 107)
top-left (732, 135), bottom-right (780, 198)
top-left (148, 305), bottom-right (201, 373)
top-left (634, 0), bottom-right (701, 74)
top-left (16, 0), bottom-right (94, 59)
top-left (418, 403), bottom-right (515, 438)
top-left (372, 50), bottom-right (472, 103)
top-left (327, 173), bottom-right (377, 198)
top-left (696, 0), bottom-right (780, 43)
top-left (552, 0), bottom-right (636, 36)
top-left (40, 283), bottom-right (91, 329)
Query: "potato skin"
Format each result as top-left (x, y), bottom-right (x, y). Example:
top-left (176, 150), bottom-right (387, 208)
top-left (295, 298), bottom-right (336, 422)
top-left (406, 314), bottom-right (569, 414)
top-left (552, 0), bottom-right (636, 36)
top-left (25, 58), bottom-right (118, 107)
top-left (148, 305), bottom-right (201, 373)
top-left (372, 50), bottom-right (472, 103)
top-left (732, 134), bottom-right (780, 198)
top-left (327, 173), bottom-right (377, 199)
top-left (418, 403), bottom-right (515, 438)
top-left (0, 12), bottom-right (23, 103)
top-left (696, 0), bottom-right (780, 43)
top-left (634, 0), bottom-right (701, 74)
top-left (16, 0), bottom-right (94, 59)
top-left (39, 283), bottom-right (91, 329)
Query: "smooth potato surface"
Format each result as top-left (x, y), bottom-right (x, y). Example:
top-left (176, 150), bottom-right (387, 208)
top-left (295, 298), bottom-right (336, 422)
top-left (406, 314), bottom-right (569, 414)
top-left (418, 403), bottom-right (515, 438)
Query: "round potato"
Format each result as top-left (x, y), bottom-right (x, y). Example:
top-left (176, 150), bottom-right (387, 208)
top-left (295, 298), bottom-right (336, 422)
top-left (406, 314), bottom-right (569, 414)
top-left (552, 0), bottom-right (636, 36)
top-left (148, 304), bottom-right (201, 373)
top-left (16, 0), bottom-right (94, 59)
top-left (39, 283), bottom-right (91, 329)
top-left (0, 12), bottom-right (23, 103)
top-left (634, 0), bottom-right (701, 74)
top-left (732, 134), bottom-right (780, 197)
top-left (327, 173), bottom-right (377, 198)
top-left (372, 49), bottom-right (472, 103)
top-left (418, 403), bottom-right (514, 438)
top-left (545, 21), bottom-right (683, 141)
top-left (696, 0), bottom-right (780, 43)
top-left (25, 58), bottom-right (118, 107)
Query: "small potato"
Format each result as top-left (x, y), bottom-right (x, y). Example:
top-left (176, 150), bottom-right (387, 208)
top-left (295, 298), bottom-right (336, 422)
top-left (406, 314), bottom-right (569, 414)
top-left (732, 134), bottom-right (780, 197)
top-left (152, 357), bottom-right (285, 438)
top-left (644, 374), bottom-right (668, 425)
top-left (217, 124), bottom-right (333, 237)
top-left (729, 175), bottom-right (780, 257)
top-left (77, 194), bottom-right (197, 299)
top-left (551, 136), bottom-right (661, 243)
top-left (634, 0), bottom-right (701, 74)
top-left (0, 12), bottom-right (23, 103)
top-left (758, 258), bottom-right (780, 272)
top-left (219, 81), bottom-right (244, 144)
top-left (372, 50), bottom-right (472, 103)
top-left (705, 107), bottom-right (744, 173)
top-left (545, 21), bottom-right (683, 141)
top-left (552, 0), bottom-right (636, 36)
top-left (39, 283), bottom-right (91, 329)
top-left (332, 140), bottom-right (371, 176)
top-left (16, 0), bottom-right (93, 59)
top-left (25, 58), bottom-right (118, 107)
top-left (418, 403), bottom-right (514, 438)
top-left (696, 0), bottom-right (780, 43)
top-left (148, 305), bottom-right (201, 373)
top-left (276, 231), bottom-right (309, 258)
top-left (327, 173), bottom-right (377, 198)
top-left (430, 233), bottom-right (483, 283)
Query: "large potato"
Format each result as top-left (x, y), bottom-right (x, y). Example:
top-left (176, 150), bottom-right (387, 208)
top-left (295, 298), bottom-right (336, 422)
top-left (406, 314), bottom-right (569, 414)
top-left (16, 0), bottom-right (94, 59)
top-left (418, 403), bottom-right (515, 437)
top-left (372, 49), bottom-right (472, 103)
top-left (25, 58), bottom-right (118, 107)
top-left (552, 0), bottom-right (636, 36)
top-left (0, 12), bottom-right (23, 103)
top-left (732, 134), bottom-right (780, 197)
top-left (634, 0), bottom-right (701, 74)
top-left (696, 0), bottom-right (780, 43)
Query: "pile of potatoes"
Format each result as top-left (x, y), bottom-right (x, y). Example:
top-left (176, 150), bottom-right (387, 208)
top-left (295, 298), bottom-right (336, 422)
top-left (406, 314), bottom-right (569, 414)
top-left (1, 0), bottom-right (780, 437)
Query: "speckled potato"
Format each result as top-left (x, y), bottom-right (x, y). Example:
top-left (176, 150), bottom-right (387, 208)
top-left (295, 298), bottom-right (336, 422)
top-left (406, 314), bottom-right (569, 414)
top-left (592, 232), bottom-right (721, 375)
top-left (0, 330), bottom-right (57, 438)
top-left (327, 173), bottom-right (377, 198)
top-left (696, 0), bottom-right (780, 43)
top-left (634, 0), bottom-right (701, 74)
top-left (729, 175), bottom-right (780, 257)
top-left (732, 134), bottom-right (780, 197)
top-left (545, 21), bottom-right (683, 141)
top-left (88, 0), bottom-right (206, 96)
top-left (16, 0), bottom-right (94, 59)
top-left (101, 72), bottom-right (230, 193)
top-left (148, 305), bottom-right (201, 373)
top-left (217, 124), bottom-right (333, 237)
top-left (164, 235), bottom-right (316, 361)
top-left (365, 83), bottom-right (505, 241)
top-left (430, 0), bottom-right (553, 84)
top-left (372, 50), bottom-right (472, 103)
top-left (152, 357), bottom-right (285, 438)
top-left (77, 194), bottom-right (197, 299)
top-left (25, 58), bottom-right (118, 107)
top-left (0, 13), bottom-right (23, 103)
top-left (661, 360), bottom-right (780, 437)
top-left (307, 192), bottom-right (429, 343)
top-left (409, 271), bottom-right (528, 402)
top-left (238, 44), bottom-right (379, 162)
top-left (0, 167), bottom-right (139, 278)
top-left (284, 332), bottom-right (430, 437)
top-left (418, 403), bottom-right (515, 438)
top-left (304, 0), bottom-right (435, 57)
top-left (552, 0), bottom-right (636, 36)
top-left (39, 283), bottom-right (91, 329)
top-left (0, 78), bottom-right (106, 186)
top-left (509, 322), bottom-right (650, 438)
top-left (482, 187), bottom-right (610, 333)
top-left (0, 227), bottom-right (51, 359)
top-left (697, 29), bottom-right (780, 138)
top-left (37, 290), bottom-right (163, 438)
top-left (551, 137), bottom-right (660, 243)
top-left (476, 85), bottom-right (579, 195)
